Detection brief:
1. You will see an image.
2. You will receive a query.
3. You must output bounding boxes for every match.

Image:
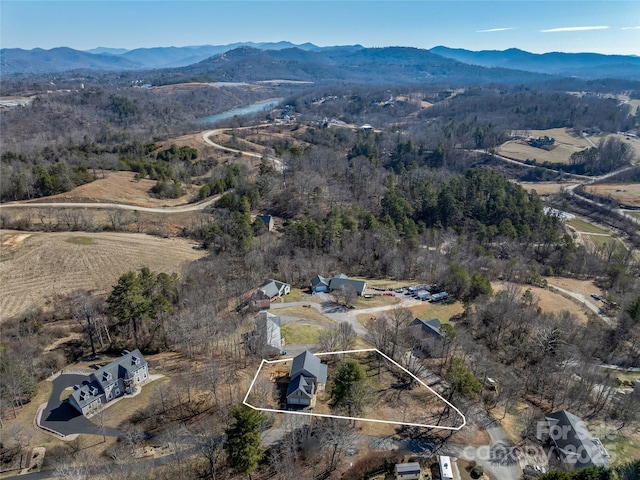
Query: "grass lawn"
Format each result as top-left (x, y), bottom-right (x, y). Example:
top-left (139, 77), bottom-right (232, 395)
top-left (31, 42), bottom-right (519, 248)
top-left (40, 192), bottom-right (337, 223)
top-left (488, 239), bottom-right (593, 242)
top-left (601, 366), bottom-right (640, 386)
top-left (280, 288), bottom-right (306, 303)
top-left (567, 218), bottom-right (608, 234)
top-left (281, 323), bottom-right (323, 345)
top-left (588, 235), bottom-right (625, 252)
top-left (274, 306), bottom-right (336, 325)
top-left (98, 376), bottom-right (168, 429)
top-left (602, 430), bottom-right (640, 466)
top-left (407, 301), bottom-right (464, 324)
top-left (355, 295), bottom-right (401, 309)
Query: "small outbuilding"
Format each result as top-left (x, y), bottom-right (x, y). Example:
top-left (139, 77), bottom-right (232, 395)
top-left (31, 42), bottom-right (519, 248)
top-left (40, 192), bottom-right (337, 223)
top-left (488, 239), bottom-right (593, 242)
top-left (439, 455), bottom-right (454, 480)
top-left (394, 462), bottom-right (421, 480)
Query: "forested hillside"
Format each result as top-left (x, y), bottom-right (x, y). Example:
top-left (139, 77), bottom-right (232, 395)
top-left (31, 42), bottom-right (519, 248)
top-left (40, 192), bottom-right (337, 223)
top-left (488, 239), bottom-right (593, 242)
top-left (1, 53), bottom-right (640, 479)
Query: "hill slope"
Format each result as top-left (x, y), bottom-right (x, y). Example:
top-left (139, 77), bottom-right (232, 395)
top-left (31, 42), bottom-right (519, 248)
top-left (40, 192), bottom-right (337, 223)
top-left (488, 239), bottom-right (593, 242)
top-left (430, 46), bottom-right (640, 80)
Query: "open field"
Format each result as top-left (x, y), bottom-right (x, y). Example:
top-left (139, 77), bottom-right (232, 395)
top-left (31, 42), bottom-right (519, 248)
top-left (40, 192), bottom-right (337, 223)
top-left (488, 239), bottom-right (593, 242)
top-left (498, 140), bottom-right (588, 164)
top-left (17, 171), bottom-right (201, 208)
top-left (516, 181), bottom-right (580, 196)
top-left (500, 128), bottom-right (640, 164)
top-left (583, 183), bottom-right (640, 207)
top-left (493, 280), bottom-right (596, 324)
top-left (588, 234), bottom-right (626, 252)
top-left (567, 217), bottom-right (608, 234)
top-left (0, 230), bottom-right (205, 322)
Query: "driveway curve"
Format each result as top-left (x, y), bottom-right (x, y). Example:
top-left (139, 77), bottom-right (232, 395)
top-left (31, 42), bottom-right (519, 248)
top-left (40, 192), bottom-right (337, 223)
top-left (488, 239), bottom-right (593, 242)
top-left (40, 374), bottom-right (121, 437)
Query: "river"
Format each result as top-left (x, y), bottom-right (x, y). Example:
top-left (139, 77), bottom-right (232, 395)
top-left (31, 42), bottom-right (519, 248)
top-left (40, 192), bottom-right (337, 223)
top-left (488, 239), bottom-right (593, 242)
top-left (195, 98), bottom-right (283, 125)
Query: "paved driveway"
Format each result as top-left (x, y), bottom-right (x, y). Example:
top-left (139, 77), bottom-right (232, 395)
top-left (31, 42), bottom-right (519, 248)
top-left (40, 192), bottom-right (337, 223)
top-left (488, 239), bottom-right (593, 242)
top-left (40, 374), bottom-right (121, 437)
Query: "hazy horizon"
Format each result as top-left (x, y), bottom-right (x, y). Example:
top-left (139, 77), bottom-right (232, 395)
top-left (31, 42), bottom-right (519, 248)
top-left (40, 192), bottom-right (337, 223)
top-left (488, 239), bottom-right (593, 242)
top-left (1, 1), bottom-right (639, 56)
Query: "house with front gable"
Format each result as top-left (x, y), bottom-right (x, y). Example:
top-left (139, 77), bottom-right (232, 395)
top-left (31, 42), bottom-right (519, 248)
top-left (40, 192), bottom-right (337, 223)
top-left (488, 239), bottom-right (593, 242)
top-left (286, 350), bottom-right (327, 408)
top-left (69, 349), bottom-right (149, 415)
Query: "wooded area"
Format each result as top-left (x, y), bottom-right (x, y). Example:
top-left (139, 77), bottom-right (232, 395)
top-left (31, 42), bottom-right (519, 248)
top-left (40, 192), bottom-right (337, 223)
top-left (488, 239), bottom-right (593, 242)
top-left (1, 64), bottom-right (640, 479)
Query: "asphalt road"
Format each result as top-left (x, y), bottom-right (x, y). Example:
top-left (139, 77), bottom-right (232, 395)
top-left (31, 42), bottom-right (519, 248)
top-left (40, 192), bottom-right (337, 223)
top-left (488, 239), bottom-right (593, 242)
top-left (40, 374), bottom-right (121, 438)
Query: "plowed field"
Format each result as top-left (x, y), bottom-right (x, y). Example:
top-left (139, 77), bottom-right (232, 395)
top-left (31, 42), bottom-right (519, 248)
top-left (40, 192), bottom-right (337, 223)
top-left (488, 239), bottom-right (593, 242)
top-left (0, 230), bottom-right (205, 322)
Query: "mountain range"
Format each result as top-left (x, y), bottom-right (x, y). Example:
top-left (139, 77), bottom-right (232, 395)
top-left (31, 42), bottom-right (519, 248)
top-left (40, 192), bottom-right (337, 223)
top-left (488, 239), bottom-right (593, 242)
top-left (1, 41), bottom-right (639, 82)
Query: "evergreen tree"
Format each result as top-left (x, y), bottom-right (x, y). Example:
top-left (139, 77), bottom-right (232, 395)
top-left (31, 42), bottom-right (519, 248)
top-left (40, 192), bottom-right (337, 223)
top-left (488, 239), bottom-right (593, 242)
top-left (225, 404), bottom-right (265, 477)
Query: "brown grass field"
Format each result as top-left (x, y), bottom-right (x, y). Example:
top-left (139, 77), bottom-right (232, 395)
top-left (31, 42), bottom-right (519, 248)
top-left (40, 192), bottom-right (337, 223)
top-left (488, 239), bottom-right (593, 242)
top-left (493, 280), bottom-right (595, 324)
top-left (22, 171), bottom-right (201, 208)
top-left (516, 181), bottom-right (580, 196)
top-left (500, 128), bottom-right (640, 164)
top-left (583, 183), bottom-right (640, 207)
top-left (0, 230), bottom-right (205, 322)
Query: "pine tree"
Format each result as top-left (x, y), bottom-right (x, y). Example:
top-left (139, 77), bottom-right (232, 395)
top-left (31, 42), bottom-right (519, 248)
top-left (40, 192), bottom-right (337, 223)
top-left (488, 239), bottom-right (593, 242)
top-left (225, 404), bottom-right (264, 477)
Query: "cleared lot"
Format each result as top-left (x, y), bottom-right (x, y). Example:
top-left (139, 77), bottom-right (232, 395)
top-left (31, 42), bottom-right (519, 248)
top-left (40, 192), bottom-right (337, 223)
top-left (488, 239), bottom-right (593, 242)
top-left (0, 230), bottom-right (205, 322)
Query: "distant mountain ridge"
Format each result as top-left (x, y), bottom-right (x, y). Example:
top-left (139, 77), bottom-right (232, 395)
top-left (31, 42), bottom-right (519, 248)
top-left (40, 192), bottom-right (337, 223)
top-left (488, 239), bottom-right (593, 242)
top-left (1, 42), bottom-right (639, 82)
top-left (429, 46), bottom-right (640, 80)
top-left (1, 41), bottom-right (361, 74)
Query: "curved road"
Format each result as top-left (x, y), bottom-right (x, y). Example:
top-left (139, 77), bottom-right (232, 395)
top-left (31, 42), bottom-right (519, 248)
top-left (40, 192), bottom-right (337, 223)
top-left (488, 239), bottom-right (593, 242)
top-left (0, 195), bottom-right (221, 214)
top-left (202, 128), bottom-right (284, 171)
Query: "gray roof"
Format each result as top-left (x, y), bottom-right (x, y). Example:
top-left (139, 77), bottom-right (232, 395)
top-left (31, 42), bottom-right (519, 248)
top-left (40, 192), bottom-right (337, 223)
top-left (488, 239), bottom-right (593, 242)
top-left (256, 311), bottom-right (282, 349)
top-left (93, 349), bottom-right (147, 392)
top-left (395, 462), bottom-right (421, 474)
top-left (311, 275), bottom-right (330, 288)
top-left (259, 279), bottom-right (289, 299)
top-left (70, 380), bottom-right (102, 409)
top-left (286, 374), bottom-right (313, 398)
top-left (328, 277), bottom-right (367, 294)
top-left (410, 318), bottom-right (444, 338)
top-left (546, 410), bottom-right (609, 468)
top-left (290, 350), bottom-right (327, 385)
top-left (70, 349), bottom-right (147, 409)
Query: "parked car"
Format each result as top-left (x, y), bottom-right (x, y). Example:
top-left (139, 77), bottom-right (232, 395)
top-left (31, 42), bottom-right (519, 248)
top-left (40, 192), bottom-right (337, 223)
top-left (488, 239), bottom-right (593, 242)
top-left (591, 293), bottom-right (602, 301)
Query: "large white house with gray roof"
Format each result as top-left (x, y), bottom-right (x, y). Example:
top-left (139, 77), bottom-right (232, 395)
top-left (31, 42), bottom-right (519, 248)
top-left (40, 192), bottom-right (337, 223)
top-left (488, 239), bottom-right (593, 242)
top-left (69, 349), bottom-right (149, 415)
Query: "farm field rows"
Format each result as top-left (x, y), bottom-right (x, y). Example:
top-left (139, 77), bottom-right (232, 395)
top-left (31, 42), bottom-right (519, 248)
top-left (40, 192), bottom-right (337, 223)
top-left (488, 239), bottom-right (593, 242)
top-left (0, 230), bottom-right (205, 322)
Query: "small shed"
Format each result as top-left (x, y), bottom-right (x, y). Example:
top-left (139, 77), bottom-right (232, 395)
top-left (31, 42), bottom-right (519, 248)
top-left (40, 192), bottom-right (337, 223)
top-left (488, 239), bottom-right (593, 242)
top-left (394, 462), bottom-right (421, 480)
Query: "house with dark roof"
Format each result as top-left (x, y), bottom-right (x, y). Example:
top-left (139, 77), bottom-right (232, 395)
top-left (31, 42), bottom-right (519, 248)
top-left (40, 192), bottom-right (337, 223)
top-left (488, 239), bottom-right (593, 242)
top-left (286, 350), bottom-right (328, 408)
top-left (545, 410), bottom-right (610, 468)
top-left (69, 349), bottom-right (149, 415)
top-left (310, 273), bottom-right (367, 296)
top-left (407, 318), bottom-right (446, 356)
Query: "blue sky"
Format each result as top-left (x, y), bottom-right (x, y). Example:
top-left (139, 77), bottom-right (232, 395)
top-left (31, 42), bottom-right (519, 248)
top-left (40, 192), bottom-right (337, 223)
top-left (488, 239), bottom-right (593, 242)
top-left (1, 1), bottom-right (639, 55)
